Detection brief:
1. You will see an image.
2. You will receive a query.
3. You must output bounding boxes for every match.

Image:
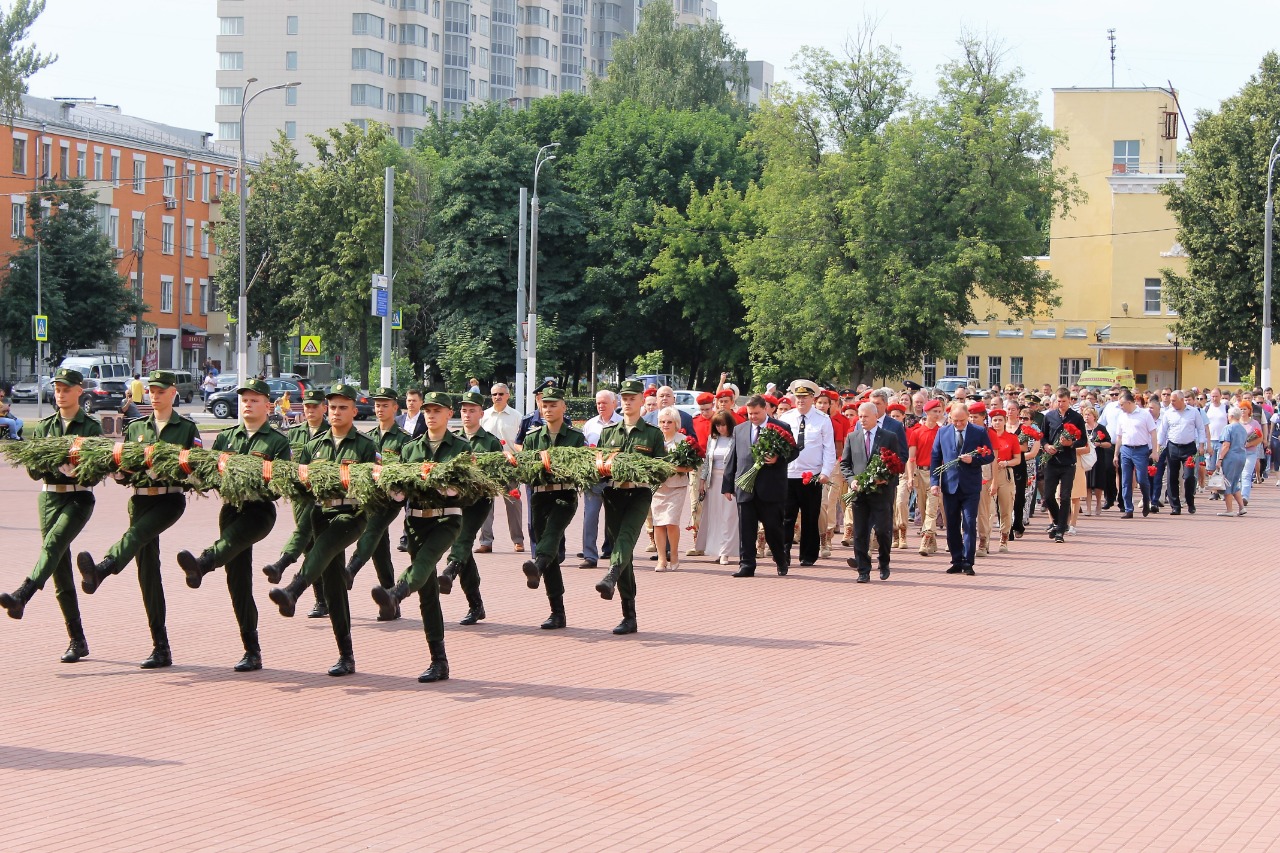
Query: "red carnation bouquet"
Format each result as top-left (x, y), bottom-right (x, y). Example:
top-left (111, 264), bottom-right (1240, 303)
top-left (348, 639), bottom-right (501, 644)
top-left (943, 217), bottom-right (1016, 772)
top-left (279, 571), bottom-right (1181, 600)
top-left (1017, 423), bottom-right (1043, 449)
top-left (843, 447), bottom-right (905, 505)
top-left (1147, 465), bottom-right (1158, 478)
top-left (665, 431), bottom-right (704, 471)
top-left (734, 422), bottom-right (796, 492)
top-left (1038, 422), bottom-right (1081, 463)
top-left (933, 444), bottom-right (992, 478)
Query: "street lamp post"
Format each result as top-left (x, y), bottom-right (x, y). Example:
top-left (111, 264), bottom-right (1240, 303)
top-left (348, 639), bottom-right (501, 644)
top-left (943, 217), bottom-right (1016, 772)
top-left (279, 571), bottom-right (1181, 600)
top-left (1167, 331), bottom-right (1180, 391)
top-left (524, 142), bottom-right (559, 413)
top-left (1262, 134), bottom-right (1279, 391)
top-left (237, 77), bottom-right (299, 383)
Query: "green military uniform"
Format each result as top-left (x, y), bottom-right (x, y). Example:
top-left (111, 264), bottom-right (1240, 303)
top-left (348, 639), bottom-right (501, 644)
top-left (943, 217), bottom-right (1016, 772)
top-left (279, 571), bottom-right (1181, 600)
top-left (371, 392), bottom-right (471, 682)
top-left (0, 369), bottom-right (102, 663)
top-left (519, 389), bottom-right (586, 628)
top-left (267, 403), bottom-right (331, 615)
top-left (176, 379), bottom-right (292, 671)
top-left (77, 370), bottom-right (200, 667)
top-left (346, 391), bottom-right (411, 596)
top-left (268, 385), bottom-right (380, 675)
top-left (440, 396), bottom-right (503, 625)
top-left (595, 381), bottom-right (667, 634)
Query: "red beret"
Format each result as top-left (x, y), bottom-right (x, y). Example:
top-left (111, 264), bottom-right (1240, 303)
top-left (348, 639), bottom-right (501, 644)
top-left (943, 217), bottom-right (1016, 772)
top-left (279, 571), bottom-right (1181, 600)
top-left (967, 401), bottom-right (987, 415)
top-left (762, 394), bottom-right (779, 406)
top-left (822, 389), bottom-right (840, 401)
top-left (696, 392), bottom-right (714, 405)
top-left (716, 389), bottom-right (735, 399)
top-left (989, 408), bottom-right (1007, 417)
top-left (643, 387), bottom-right (656, 398)
top-left (886, 403), bottom-right (907, 413)
top-left (923, 399), bottom-right (942, 412)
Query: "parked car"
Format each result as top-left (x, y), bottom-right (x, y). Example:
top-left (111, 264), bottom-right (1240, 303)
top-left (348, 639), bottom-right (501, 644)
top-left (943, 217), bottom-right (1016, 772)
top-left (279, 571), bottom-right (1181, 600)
top-left (673, 389), bottom-right (700, 417)
top-left (58, 352), bottom-right (132, 380)
top-left (10, 374), bottom-right (49, 402)
top-left (170, 370), bottom-right (199, 404)
top-left (935, 376), bottom-right (976, 396)
top-left (80, 378), bottom-right (128, 413)
top-left (214, 373), bottom-right (238, 392)
top-left (205, 377), bottom-right (313, 419)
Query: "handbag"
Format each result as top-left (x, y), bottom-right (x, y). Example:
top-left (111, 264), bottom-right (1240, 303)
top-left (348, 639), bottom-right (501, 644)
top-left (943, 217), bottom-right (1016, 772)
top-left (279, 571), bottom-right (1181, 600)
top-left (1080, 436), bottom-right (1097, 471)
top-left (1205, 469), bottom-right (1226, 491)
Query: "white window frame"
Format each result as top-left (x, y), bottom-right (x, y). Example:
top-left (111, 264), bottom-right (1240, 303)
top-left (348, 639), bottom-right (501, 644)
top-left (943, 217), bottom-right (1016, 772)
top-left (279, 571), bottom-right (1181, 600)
top-left (160, 276), bottom-right (174, 313)
top-left (161, 216), bottom-right (175, 255)
top-left (132, 155), bottom-right (146, 194)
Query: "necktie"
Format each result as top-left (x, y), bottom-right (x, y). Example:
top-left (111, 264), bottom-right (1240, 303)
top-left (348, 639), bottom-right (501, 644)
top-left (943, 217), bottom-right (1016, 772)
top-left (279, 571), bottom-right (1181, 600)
top-left (752, 425), bottom-right (758, 445)
top-left (955, 426), bottom-right (964, 455)
top-left (797, 415), bottom-right (806, 450)
top-left (865, 430), bottom-right (872, 458)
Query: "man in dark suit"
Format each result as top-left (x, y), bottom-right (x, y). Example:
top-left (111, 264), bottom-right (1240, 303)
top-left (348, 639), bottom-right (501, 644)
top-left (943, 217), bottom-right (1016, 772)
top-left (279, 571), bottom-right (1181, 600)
top-left (871, 388), bottom-right (909, 447)
top-left (840, 402), bottom-right (906, 582)
top-left (395, 387), bottom-right (428, 438)
top-left (930, 400), bottom-right (994, 575)
top-left (721, 395), bottom-right (798, 577)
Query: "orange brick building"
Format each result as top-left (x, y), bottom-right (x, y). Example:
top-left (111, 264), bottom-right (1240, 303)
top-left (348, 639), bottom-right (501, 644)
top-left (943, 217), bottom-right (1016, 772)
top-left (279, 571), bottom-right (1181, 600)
top-left (0, 95), bottom-right (245, 380)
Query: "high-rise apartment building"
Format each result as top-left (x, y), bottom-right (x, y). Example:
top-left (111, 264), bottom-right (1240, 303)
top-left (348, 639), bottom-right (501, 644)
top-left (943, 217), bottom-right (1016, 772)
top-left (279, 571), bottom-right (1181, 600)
top-left (216, 0), bottom-right (716, 161)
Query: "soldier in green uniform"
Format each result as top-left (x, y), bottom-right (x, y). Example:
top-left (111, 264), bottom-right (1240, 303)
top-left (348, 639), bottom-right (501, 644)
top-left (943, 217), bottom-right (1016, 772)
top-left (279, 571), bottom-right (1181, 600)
top-left (594, 380), bottom-right (666, 635)
top-left (371, 392), bottom-right (470, 682)
top-left (438, 389), bottom-right (502, 626)
top-left (267, 384), bottom-right (379, 677)
top-left (518, 386), bottom-right (586, 630)
top-left (341, 386), bottom-right (410, 619)
top-left (0, 369), bottom-right (101, 663)
top-left (174, 379), bottom-right (291, 672)
top-left (77, 369), bottom-right (201, 669)
top-left (262, 388), bottom-right (329, 618)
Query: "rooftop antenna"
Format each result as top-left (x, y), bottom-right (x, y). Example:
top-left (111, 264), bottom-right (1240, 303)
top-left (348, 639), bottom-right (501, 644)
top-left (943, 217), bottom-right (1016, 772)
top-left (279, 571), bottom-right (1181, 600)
top-left (1107, 28), bottom-right (1117, 87)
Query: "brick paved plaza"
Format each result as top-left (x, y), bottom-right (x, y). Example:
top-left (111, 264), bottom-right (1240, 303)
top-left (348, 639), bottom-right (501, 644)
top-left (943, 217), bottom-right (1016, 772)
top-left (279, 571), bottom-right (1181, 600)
top-left (2, 459), bottom-right (1279, 851)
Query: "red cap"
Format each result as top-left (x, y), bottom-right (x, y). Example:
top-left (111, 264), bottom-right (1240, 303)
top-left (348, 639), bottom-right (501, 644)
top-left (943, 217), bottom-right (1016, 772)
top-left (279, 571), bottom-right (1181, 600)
top-left (696, 392), bottom-right (714, 405)
top-left (762, 394), bottom-right (779, 406)
top-left (989, 408), bottom-right (1007, 417)
top-left (822, 389), bottom-right (840, 401)
top-left (923, 399), bottom-right (942, 412)
top-left (716, 389), bottom-right (735, 399)
top-left (643, 387), bottom-right (657, 398)
top-left (967, 401), bottom-right (987, 415)
top-left (887, 403), bottom-right (907, 413)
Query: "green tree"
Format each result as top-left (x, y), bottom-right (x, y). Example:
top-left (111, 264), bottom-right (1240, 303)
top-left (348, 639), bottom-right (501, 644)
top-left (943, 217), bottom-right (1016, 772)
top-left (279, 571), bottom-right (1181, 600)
top-left (0, 181), bottom-right (141, 364)
top-left (436, 319), bottom-right (497, 390)
top-left (632, 349), bottom-right (664, 375)
top-left (0, 0), bottom-right (54, 122)
top-left (1162, 52), bottom-right (1280, 373)
top-left (733, 36), bottom-right (1080, 383)
top-left (590, 1), bottom-right (748, 113)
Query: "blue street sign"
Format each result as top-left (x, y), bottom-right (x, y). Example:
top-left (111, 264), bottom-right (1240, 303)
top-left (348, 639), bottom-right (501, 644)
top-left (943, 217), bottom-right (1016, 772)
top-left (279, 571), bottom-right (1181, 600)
top-left (391, 309), bottom-right (402, 330)
top-left (33, 315), bottom-right (48, 342)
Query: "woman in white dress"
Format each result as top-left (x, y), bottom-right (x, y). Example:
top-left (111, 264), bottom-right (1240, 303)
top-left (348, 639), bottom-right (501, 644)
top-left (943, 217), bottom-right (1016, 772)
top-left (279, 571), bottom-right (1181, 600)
top-left (695, 411), bottom-right (740, 565)
top-left (652, 407), bottom-right (692, 571)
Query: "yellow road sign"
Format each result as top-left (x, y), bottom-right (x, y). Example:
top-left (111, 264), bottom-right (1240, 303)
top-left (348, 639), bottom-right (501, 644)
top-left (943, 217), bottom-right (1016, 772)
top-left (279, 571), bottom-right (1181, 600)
top-left (300, 335), bottom-right (321, 356)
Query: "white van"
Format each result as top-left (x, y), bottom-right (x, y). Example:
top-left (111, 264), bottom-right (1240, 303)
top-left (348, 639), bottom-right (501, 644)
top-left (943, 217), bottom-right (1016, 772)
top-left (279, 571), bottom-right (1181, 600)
top-left (58, 352), bottom-right (133, 381)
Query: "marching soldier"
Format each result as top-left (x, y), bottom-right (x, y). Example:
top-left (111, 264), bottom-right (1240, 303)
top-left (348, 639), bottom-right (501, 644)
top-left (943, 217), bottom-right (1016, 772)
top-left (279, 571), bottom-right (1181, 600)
top-left (371, 392), bottom-right (470, 682)
top-left (262, 388), bottom-right (329, 618)
top-left (0, 369), bottom-right (101, 663)
top-left (77, 369), bottom-right (201, 669)
top-left (519, 386), bottom-right (586, 629)
top-left (594, 380), bottom-right (666, 635)
top-left (175, 379), bottom-right (291, 672)
top-left (267, 384), bottom-right (379, 676)
top-left (341, 386), bottom-right (410, 619)
top-left (438, 390), bottom-right (502, 626)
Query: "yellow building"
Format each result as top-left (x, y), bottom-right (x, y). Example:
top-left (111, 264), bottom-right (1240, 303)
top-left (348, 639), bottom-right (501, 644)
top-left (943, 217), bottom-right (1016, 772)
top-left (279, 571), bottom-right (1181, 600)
top-left (917, 86), bottom-right (1279, 393)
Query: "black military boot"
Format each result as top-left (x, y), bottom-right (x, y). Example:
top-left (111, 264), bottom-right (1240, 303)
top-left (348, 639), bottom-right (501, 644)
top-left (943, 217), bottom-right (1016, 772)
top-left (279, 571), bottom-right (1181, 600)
top-left (397, 534), bottom-right (409, 553)
top-left (0, 578), bottom-right (38, 620)
top-left (371, 581), bottom-right (409, 622)
top-left (328, 636), bottom-right (355, 677)
top-left (61, 621), bottom-right (89, 663)
top-left (522, 556), bottom-right (543, 590)
top-left (307, 584), bottom-right (328, 618)
top-left (235, 631), bottom-right (262, 672)
top-left (268, 574), bottom-right (309, 618)
top-left (418, 639), bottom-right (449, 682)
top-left (612, 598), bottom-right (637, 635)
top-left (261, 554), bottom-right (295, 585)
top-left (140, 636), bottom-right (173, 669)
top-left (459, 585), bottom-right (485, 625)
top-left (540, 595), bottom-right (566, 630)
top-left (595, 564), bottom-right (622, 600)
top-left (76, 552), bottom-right (116, 595)
top-left (176, 549), bottom-right (215, 589)
top-left (438, 560), bottom-right (463, 596)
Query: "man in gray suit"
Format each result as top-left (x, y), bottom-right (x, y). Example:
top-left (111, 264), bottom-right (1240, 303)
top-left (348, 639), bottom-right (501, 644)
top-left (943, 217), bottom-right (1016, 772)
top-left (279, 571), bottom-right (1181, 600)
top-left (840, 402), bottom-right (907, 583)
top-left (721, 395), bottom-right (798, 578)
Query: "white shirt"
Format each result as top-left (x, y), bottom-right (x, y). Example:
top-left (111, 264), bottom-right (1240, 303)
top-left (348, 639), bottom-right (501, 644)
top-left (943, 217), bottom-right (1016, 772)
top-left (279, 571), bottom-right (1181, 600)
top-left (1158, 404), bottom-right (1207, 447)
top-left (481, 405), bottom-right (522, 447)
top-left (581, 412), bottom-right (621, 447)
top-left (1204, 402), bottom-right (1230, 441)
top-left (401, 411), bottom-right (423, 434)
top-left (1098, 400), bottom-right (1123, 433)
top-left (780, 406), bottom-right (835, 478)
top-left (1112, 407), bottom-right (1157, 447)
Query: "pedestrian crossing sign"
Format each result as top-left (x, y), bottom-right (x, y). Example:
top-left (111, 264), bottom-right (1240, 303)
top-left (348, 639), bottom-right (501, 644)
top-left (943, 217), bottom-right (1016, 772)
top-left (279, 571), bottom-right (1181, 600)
top-left (300, 335), bottom-right (321, 356)
top-left (33, 314), bottom-right (47, 342)
top-left (391, 309), bottom-right (402, 331)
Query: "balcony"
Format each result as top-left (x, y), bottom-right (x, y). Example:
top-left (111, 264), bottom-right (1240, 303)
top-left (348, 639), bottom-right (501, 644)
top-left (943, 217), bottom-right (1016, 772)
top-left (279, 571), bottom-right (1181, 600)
top-left (1109, 160), bottom-right (1183, 176)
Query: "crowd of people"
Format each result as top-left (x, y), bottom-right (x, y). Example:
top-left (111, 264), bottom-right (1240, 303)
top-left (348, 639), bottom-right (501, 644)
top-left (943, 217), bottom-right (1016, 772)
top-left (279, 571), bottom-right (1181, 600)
top-left (0, 368), bottom-right (1273, 684)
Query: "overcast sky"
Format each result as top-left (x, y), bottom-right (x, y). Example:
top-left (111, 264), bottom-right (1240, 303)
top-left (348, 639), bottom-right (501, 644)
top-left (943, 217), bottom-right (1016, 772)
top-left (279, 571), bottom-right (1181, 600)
top-left (24, 0), bottom-right (1278, 143)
